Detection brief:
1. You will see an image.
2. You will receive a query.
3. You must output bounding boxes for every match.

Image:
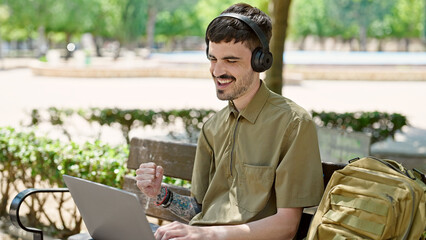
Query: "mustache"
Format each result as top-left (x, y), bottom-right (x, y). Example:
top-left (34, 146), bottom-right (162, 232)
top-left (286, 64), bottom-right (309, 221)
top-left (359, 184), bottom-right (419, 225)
top-left (213, 74), bottom-right (236, 80)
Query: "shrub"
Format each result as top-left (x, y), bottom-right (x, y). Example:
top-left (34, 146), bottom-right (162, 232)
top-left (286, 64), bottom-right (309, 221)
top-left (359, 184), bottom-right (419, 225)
top-left (311, 110), bottom-right (408, 143)
top-left (0, 127), bottom-right (128, 237)
top-left (26, 107), bottom-right (216, 144)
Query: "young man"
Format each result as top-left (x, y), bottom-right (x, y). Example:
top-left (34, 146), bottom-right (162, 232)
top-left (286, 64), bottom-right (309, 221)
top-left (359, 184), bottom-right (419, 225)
top-left (136, 3), bottom-right (323, 240)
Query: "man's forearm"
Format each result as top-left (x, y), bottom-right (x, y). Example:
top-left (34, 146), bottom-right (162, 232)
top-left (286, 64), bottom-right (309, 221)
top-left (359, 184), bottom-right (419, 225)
top-left (156, 185), bottom-right (201, 222)
top-left (153, 207), bottom-right (303, 240)
top-left (211, 208), bottom-right (302, 240)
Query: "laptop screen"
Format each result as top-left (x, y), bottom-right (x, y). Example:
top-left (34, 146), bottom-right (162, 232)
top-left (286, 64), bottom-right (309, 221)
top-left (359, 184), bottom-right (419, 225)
top-left (63, 175), bottom-right (155, 240)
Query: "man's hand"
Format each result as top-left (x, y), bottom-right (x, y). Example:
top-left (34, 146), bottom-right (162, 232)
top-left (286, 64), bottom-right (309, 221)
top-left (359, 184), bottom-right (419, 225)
top-left (154, 221), bottom-right (215, 240)
top-left (154, 208), bottom-right (301, 240)
top-left (136, 162), bottom-right (163, 198)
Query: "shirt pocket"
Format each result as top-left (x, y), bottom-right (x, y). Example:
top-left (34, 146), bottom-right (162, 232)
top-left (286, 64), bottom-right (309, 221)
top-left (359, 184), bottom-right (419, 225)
top-left (236, 163), bottom-right (275, 213)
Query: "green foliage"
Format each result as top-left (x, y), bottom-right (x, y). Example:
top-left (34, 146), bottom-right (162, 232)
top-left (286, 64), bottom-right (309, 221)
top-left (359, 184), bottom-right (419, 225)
top-left (156, 7), bottom-right (203, 39)
top-left (39, 56), bottom-right (48, 62)
top-left (0, 127), bottom-right (128, 236)
top-left (326, 0), bottom-right (397, 46)
top-left (0, 0), bottom-right (269, 44)
top-left (27, 107), bottom-right (216, 144)
top-left (288, 0), bottom-right (425, 44)
top-left (194, 0), bottom-right (268, 29)
top-left (27, 107), bottom-right (409, 146)
top-left (311, 111), bottom-right (408, 144)
top-left (289, 0), bottom-right (336, 39)
top-left (118, 0), bottom-right (147, 44)
top-left (163, 176), bottom-right (191, 188)
top-left (389, 0), bottom-right (424, 38)
top-left (0, 127), bottom-right (128, 188)
top-left (0, 0), bottom-right (424, 48)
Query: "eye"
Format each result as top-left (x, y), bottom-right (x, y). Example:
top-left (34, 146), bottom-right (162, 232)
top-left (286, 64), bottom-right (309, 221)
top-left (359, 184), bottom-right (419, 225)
top-left (227, 59), bottom-right (237, 63)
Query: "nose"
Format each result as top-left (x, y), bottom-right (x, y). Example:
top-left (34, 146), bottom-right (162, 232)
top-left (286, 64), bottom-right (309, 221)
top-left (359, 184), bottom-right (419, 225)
top-left (210, 61), bottom-right (226, 78)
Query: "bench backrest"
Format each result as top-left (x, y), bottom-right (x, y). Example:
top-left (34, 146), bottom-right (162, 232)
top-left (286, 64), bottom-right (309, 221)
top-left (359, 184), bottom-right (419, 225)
top-left (123, 137), bottom-right (347, 225)
top-left (123, 138), bottom-right (196, 223)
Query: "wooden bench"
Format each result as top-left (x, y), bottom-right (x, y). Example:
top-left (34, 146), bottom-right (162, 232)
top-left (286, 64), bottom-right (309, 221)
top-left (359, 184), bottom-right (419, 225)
top-left (9, 137), bottom-right (346, 239)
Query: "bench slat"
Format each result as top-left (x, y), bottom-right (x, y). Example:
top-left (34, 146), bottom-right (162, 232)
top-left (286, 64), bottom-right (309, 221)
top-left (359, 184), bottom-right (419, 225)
top-left (128, 138), bottom-right (196, 181)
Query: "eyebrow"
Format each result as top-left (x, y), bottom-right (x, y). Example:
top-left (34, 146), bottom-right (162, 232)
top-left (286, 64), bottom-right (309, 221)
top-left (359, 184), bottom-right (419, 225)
top-left (208, 54), bottom-right (241, 60)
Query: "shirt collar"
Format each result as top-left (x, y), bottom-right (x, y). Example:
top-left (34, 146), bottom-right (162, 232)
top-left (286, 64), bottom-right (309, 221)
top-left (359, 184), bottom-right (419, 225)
top-left (225, 80), bottom-right (270, 124)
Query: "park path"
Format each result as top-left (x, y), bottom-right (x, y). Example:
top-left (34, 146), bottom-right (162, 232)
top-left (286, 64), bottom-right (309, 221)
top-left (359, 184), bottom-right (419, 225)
top-left (2, 67), bottom-right (426, 156)
top-left (1, 68), bottom-right (425, 129)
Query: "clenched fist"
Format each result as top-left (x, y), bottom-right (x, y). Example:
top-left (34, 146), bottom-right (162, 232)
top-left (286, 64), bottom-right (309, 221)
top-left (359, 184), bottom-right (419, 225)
top-left (135, 162), bottom-right (164, 198)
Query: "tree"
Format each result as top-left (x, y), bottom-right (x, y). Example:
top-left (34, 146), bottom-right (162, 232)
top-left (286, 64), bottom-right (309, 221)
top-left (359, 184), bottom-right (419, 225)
top-left (194, 0), bottom-right (269, 37)
top-left (47, 0), bottom-right (102, 59)
top-left (151, 0), bottom-right (202, 50)
top-left (265, 0), bottom-right (292, 95)
top-left (388, 0), bottom-right (424, 51)
top-left (2, 0), bottom-right (55, 56)
top-left (84, 0), bottom-right (121, 57)
top-left (143, 0), bottom-right (200, 50)
top-left (325, 0), bottom-right (397, 51)
top-left (288, 0), bottom-right (329, 49)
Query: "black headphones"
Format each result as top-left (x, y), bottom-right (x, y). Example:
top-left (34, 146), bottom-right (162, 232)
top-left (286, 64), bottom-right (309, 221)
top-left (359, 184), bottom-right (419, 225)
top-left (205, 13), bottom-right (273, 72)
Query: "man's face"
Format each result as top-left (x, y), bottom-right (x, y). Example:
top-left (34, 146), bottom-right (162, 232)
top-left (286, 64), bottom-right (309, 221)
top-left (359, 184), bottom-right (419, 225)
top-left (208, 40), bottom-right (258, 101)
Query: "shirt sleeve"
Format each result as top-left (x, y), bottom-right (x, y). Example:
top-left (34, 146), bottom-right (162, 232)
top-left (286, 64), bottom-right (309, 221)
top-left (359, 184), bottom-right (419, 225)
top-left (275, 118), bottom-right (324, 208)
top-left (191, 125), bottom-right (214, 205)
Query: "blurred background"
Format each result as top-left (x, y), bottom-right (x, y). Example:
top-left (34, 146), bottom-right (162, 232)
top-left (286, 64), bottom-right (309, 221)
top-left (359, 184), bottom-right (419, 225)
top-left (0, 0), bottom-right (424, 60)
top-left (0, 0), bottom-right (425, 239)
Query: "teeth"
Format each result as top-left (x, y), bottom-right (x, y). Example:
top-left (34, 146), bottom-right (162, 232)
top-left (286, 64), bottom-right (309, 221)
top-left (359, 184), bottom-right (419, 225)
top-left (218, 79), bottom-right (233, 84)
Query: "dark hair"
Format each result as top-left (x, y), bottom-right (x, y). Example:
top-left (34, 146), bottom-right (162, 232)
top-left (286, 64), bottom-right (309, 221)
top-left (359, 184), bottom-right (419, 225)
top-left (205, 3), bottom-right (272, 51)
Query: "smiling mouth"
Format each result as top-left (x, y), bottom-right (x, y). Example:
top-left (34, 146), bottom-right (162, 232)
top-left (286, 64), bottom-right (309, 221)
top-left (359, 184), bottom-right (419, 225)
top-left (217, 78), bottom-right (233, 85)
top-left (215, 75), bottom-right (236, 86)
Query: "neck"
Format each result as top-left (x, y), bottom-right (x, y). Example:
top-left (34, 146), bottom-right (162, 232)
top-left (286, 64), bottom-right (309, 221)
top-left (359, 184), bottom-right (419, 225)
top-left (232, 80), bottom-right (261, 112)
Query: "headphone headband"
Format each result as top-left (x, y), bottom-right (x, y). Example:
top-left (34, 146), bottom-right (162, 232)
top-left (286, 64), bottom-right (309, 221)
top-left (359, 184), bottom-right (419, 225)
top-left (205, 12), bottom-right (273, 72)
top-left (216, 13), bottom-right (270, 52)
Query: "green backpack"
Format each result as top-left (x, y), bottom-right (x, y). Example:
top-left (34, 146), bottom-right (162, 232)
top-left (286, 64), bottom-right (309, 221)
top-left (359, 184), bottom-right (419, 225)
top-left (306, 156), bottom-right (426, 240)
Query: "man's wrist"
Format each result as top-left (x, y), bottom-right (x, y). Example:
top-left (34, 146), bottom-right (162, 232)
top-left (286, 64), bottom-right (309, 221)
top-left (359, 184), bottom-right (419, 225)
top-left (155, 186), bottom-right (173, 208)
top-left (162, 190), bottom-right (173, 208)
top-left (155, 186), bottom-right (168, 205)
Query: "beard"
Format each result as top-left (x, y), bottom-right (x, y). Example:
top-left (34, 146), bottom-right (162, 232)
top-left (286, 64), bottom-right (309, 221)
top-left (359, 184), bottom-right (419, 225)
top-left (214, 70), bottom-right (257, 101)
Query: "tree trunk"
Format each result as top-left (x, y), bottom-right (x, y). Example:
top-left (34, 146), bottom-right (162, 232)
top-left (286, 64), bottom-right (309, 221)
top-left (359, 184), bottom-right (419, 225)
top-left (298, 36), bottom-right (306, 50)
top-left (114, 42), bottom-right (121, 60)
top-left (265, 0), bottom-right (292, 95)
top-left (36, 26), bottom-right (48, 58)
top-left (65, 33), bottom-right (73, 60)
top-left (95, 36), bottom-right (103, 57)
top-left (146, 2), bottom-right (157, 51)
top-left (377, 39), bottom-right (383, 51)
top-left (359, 25), bottom-right (367, 51)
top-left (404, 38), bottom-right (410, 52)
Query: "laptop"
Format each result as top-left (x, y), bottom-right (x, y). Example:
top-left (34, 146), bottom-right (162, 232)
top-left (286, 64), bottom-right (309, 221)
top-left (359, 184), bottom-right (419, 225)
top-left (63, 175), bottom-right (156, 240)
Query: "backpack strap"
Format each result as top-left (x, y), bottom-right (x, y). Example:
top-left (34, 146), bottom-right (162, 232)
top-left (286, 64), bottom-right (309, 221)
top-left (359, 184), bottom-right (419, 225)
top-left (412, 168), bottom-right (426, 185)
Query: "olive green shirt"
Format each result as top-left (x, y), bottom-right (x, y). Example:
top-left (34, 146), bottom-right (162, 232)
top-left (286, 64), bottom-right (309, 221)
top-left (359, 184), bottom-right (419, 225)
top-left (190, 81), bottom-right (324, 226)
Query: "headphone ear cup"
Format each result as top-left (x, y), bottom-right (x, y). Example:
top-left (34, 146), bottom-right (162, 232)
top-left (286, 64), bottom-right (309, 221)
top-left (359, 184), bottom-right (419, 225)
top-left (251, 47), bottom-right (273, 72)
top-left (262, 51), bottom-right (273, 71)
top-left (205, 38), bottom-right (210, 59)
